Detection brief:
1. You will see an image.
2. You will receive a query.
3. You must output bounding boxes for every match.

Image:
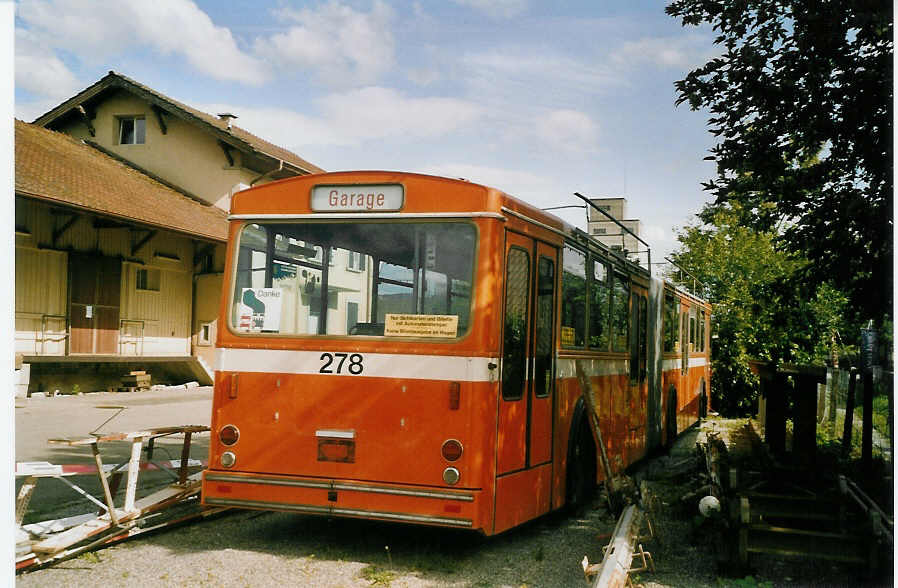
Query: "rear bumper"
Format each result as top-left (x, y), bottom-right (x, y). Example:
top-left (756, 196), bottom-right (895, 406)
top-left (202, 470), bottom-right (479, 530)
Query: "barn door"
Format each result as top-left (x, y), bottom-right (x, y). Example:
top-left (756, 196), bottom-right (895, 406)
top-left (69, 255), bottom-right (121, 354)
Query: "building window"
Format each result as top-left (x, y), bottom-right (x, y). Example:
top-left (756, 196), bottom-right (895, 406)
top-left (346, 302), bottom-right (359, 333)
top-left (592, 228), bottom-right (607, 235)
top-left (198, 321), bottom-right (214, 346)
top-left (119, 116), bottom-right (146, 145)
top-left (348, 251), bottom-right (367, 271)
top-left (136, 268), bottom-right (160, 291)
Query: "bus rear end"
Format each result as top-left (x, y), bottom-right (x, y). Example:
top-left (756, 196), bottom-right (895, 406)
top-left (202, 173), bottom-right (502, 533)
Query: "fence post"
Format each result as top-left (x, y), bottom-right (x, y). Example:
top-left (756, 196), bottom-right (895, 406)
top-left (841, 368), bottom-right (857, 456)
top-left (861, 370), bottom-right (874, 475)
top-left (794, 369), bottom-right (823, 467)
top-left (888, 373), bottom-right (894, 472)
top-left (827, 366), bottom-right (839, 437)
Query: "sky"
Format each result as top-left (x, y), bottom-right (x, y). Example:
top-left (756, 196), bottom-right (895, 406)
top-left (12, 0), bottom-right (720, 261)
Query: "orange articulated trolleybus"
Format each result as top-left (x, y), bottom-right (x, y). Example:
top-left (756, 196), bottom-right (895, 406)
top-left (202, 171), bottom-right (711, 535)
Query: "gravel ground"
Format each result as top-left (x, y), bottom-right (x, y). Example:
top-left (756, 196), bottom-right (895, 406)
top-left (15, 420), bottom-right (891, 587)
top-left (17, 497), bottom-right (620, 587)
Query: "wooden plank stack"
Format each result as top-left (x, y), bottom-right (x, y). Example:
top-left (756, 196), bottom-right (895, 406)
top-left (119, 371), bottom-right (150, 392)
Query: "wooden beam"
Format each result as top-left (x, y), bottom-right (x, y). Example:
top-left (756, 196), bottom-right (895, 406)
top-left (589, 505), bottom-right (647, 588)
top-left (218, 141), bottom-right (234, 167)
top-left (52, 214), bottom-right (79, 247)
top-left (151, 105), bottom-right (168, 135)
top-left (76, 105), bottom-right (95, 137)
top-left (93, 219), bottom-right (128, 229)
top-left (131, 230), bottom-right (157, 256)
top-left (193, 243), bottom-right (215, 267)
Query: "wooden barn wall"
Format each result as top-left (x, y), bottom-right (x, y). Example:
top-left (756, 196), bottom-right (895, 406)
top-left (14, 197), bottom-right (221, 357)
top-left (14, 246), bottom-right (67, 355)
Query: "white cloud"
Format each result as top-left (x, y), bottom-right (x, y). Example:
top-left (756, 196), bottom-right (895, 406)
top-left (462, 50), bottom-right (616, 95)
top-left (419, 162), bottom-right (588, 228)
top-left (640, 223), bottom-right (680, 261)
top-left (198, 87), bottom-right (482, 149)
top-left (255, 1), bottom-right (395, 86)
top-left (610, 35), bottom-right (710, 69)
top-left (407, 68), bottom-right (440, 86)
top-left (321, 87), bottom-right (482, 139)
top-left (534, 110), bottom-right (598, 152)
top-left (641, 224), bottom-right (667, 243)
top-left (451, 0), bottom-right (527, 19)
top-left (14, 28), bottom-right (80, 99)
top-left (16, 0), bottom-right (267, 86)
top-left (420, 162), bottom-right (550, 192)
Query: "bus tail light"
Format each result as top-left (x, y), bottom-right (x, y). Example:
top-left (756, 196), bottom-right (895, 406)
top-left (219, 425), bottom-right (239, 446)
top-left (441, 439), bottom-right (463, 461)
top-left (220, 451), bottom-right (236, 468)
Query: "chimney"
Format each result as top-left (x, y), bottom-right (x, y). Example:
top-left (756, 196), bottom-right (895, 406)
top-left (217, 113), bottom-right (238, 131)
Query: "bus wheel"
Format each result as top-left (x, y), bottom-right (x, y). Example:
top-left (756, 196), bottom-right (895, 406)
top-left (566, 417), bottom-right (597, 510)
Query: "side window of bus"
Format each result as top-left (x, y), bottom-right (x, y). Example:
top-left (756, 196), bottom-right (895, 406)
top-left (611, 273), bottom-right (629, 352)
top-left (561, 246), bottom-right (586, 348)
top-left (502, 247), bottom-right (530, 401)
top-left (689, 307), bottom-right (697, 352)
top-left (681, 310), bottom-right (688, 356)
top-left (628, 291), bottom-right (648, 383)
top-left (639, 294), bottom-right (647, 380)
top-left (589, 258), bottom-right (609, 350)
top-left (533, 256), bottom-right (554, 398)
top-left (699, 309), bottom-right (706, 352)
top-left (663, 294), bottom-right (678, 353)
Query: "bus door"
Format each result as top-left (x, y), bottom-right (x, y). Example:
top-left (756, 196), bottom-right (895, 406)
top-left (497, 233), bottom-right (556, 474)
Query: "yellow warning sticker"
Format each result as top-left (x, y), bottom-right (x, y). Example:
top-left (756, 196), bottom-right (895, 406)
top-left (384, 314), bottom-right (459, 338)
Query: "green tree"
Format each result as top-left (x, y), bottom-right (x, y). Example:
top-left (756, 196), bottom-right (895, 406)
top-left (671, 204), bottom-right (852, 415)
top-left (666, 0), bottom-right (893, 325)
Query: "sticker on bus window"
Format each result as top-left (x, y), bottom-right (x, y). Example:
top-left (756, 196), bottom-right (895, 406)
top-left (561, 326), bottom-right (576, 347)
top-left (384, 314), bottom-right (459, 338)
top-left (238, 288), bottom-right (282, 332)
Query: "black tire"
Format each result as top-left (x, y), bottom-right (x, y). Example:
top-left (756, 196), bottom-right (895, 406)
top-left (566, 416), bottom-right (597, 510)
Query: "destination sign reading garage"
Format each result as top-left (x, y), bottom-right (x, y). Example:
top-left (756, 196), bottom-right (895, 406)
top-left (310, 184), bottom-right (404, 212)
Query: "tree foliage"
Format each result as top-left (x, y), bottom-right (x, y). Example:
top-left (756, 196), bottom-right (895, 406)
top-left (666, 0), bottom-right (893, 323)
top-left (671, 204), bottom-right (852, 416)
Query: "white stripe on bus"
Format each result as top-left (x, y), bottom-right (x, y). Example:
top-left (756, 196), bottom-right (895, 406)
top-left (555, 358), bottom-right (629, 378)
top-left (661, 357), bottom-right (708, 371)
top-left (217, 349), bottom-right (707, 381)
top-left (216, 348), bottom-right (498, 382)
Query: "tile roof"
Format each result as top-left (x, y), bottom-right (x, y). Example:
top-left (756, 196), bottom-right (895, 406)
top-left (33, 71), bottom-right (324, 175)
top-left (15, 120), bottom-right (229, 242)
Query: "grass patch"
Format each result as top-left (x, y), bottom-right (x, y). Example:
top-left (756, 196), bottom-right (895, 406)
top-left (717, 576), bottom-right (773, 588)
top-left (359, 564), bottom-right (396, 586)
